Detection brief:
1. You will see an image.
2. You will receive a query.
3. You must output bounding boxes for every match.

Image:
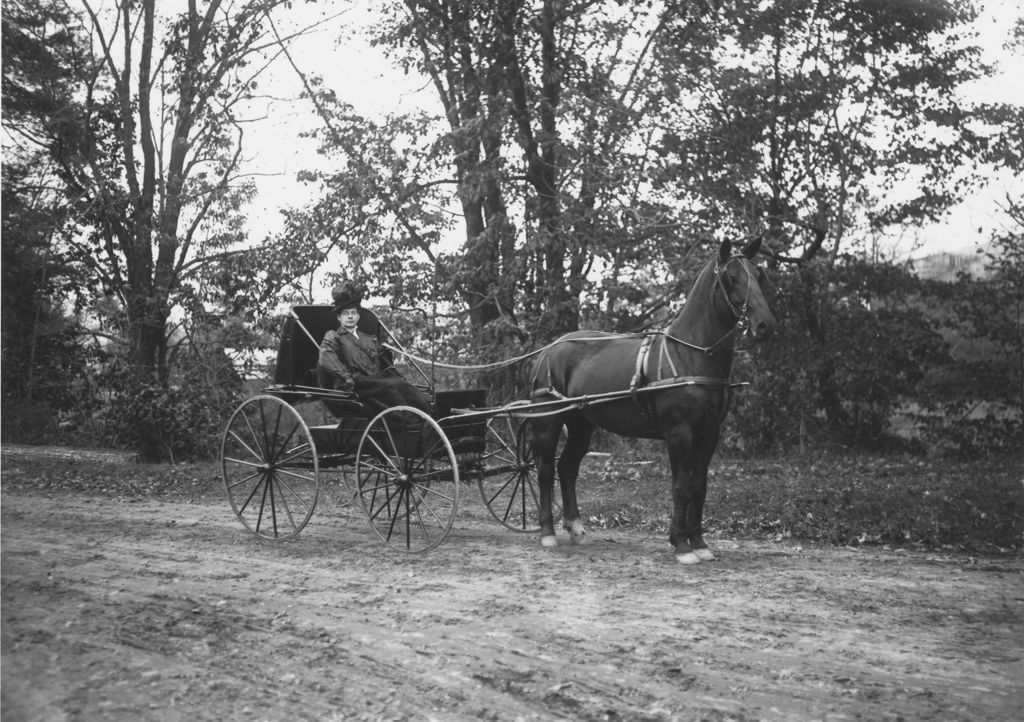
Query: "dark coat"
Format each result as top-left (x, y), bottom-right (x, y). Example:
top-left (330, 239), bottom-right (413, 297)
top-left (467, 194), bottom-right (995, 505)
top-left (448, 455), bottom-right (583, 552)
top-left (317, 328), bottom-right (386, 390)
top-left (317, 327), bottom-right (431, 416)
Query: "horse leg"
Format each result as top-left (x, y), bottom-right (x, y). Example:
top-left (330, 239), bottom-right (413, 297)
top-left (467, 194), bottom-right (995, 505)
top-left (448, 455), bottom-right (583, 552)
top-left (557, 413), bottom-right (594, 545)
top-left (665, 425), bottom-right (703, 565)
top-left (685, 429), bottom-right (721, 562)
top-left (530, 417), bottom-right (563, 547)
top-left (683, 461), bottom-right (714, 562)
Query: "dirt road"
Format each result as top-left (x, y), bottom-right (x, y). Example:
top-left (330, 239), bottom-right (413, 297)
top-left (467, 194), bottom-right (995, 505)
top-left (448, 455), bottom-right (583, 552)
top-left (2, 473), bottom-right (1022, 721)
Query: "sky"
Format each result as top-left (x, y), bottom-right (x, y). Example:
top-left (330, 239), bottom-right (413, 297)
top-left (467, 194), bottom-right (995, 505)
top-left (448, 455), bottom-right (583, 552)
top-left (239, 0), bottom-right (1024, 262)
top-left (895, 0), bottom-right (1024, 258)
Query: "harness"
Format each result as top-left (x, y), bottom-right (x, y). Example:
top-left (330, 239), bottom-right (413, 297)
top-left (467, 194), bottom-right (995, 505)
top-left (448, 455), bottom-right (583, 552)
top-left (527, 253), bottom-right (762, 427)
top-left (626, 254), bottom-right (757, 419)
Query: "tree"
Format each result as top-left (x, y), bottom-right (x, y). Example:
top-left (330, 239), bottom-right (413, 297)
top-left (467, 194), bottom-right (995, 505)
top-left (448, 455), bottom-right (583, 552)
top-left (655, 0), bottom-right (1001, 254)
top-left (4, 0), bottom-right (328, 384)
top-left (650, 0), bottom-right (1019, 443)
top-left (3, 0), bottom-right (346, 455)
top-left (2, 0), bottom-right (100, 437)
top-left (295, 0), bottom-right (699, 353)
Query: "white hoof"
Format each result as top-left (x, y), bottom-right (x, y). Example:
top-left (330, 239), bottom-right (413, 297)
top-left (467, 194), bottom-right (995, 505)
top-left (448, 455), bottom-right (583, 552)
top-left (566, 520), bottom-right (587, 545)
top-left (675, 552), bottom-right (702, 565)
top-left (694, 548), bottom-right (715, 562)
top-left (541, 535), bottom-right (558, 547)
top-left (565, 518), bottom-right (589, 540)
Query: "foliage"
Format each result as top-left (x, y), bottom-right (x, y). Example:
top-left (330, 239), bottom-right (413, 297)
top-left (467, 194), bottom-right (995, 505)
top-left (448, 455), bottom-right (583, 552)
top-left (654, 0), bottom-right (1001, 254)
top-left (96, 360), bottom-right (241, 463)
top-left (1, 2), bottom-right (98, 427)
top-left (0, 165), bottom-right (92, 420)
top-left (292, 0), bottom-right (714, 350)
top-left (910, 212), bottom-right (1024, 456)
top-left (729, 257), bottom-right (950, 452)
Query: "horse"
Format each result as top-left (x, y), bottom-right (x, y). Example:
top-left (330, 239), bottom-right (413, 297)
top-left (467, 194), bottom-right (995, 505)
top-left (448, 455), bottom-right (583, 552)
top-left (527, 238), bottom-right (775, 564)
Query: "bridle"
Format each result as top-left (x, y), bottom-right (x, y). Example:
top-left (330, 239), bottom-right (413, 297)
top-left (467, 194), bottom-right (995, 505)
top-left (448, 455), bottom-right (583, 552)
top-left (713, 254), bottom-right (761, 331)
top-left (622, 251), bottom-right (768, 421)
top-left (656, 254), bottom-right (762, 357)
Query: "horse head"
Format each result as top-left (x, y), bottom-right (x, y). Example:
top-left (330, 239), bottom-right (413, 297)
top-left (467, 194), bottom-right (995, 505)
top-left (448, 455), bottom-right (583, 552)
top-left (715, 238), bottom-right (775, 341)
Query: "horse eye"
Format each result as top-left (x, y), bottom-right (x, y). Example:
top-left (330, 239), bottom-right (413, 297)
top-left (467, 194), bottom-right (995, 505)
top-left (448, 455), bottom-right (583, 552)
top-left (757, 267), bottom-right (768, 285)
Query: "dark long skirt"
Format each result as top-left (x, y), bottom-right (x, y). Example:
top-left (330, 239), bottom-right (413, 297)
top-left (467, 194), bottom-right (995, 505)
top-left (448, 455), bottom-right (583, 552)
top-left (352, 370), bottom-right (431, 418)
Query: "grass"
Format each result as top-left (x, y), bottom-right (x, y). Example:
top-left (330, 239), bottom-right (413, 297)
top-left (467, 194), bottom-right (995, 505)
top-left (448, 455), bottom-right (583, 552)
top-left (2, 444), bottom-right (1021, 555)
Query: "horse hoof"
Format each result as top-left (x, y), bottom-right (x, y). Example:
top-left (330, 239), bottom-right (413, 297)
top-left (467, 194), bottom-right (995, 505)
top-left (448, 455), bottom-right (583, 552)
top-left (694, 548), bottom-right (715, 562)
top-left (675, 552), bottom-right (702, 565)
top-left (565, 519), bottom-right (587, 544)
top-left (541, 535), bottom-right (558, 547)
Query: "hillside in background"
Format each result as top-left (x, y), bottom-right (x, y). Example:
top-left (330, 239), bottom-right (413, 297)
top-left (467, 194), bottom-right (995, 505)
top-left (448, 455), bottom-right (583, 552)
top-left (912, 245), bottom-right (992, 281)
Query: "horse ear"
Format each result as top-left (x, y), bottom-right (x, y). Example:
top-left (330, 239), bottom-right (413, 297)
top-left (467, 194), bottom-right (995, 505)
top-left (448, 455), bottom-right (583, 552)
top-left (719, 240), bottom-right (733, 263)
top-left (741, 237), bottom-right (762, 259)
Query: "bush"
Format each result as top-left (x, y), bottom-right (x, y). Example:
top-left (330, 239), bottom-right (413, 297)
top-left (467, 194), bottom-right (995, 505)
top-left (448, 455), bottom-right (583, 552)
top-left (1, 400), bottom-right (61, 444)
top-left (99, 378), bottom-right (235, 462)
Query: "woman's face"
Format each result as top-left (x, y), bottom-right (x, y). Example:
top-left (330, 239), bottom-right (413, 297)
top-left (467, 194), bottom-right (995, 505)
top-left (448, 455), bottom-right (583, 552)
top-left (338, 307), bottom-right (360, 331)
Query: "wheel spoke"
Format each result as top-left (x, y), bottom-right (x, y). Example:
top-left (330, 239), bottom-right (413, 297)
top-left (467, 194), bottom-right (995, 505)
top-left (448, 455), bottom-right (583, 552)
top-left (236, 469), bottom-right (269, 516)
top-left (385, 487), bottom-right (406, 543)
top-left (276, 442), bottom-right (313, 466)
top-left (479, 417), bottom-right (537, 531)
top-left (410, 482), bottom-right (456, 522)
top-left (227, 428), bottom-right (264, 466)
top-left (368, 487), bottom-right (402, 525)
top-left (364, 433), bottom-right (404, 476)
top-left (224, 467), bottom-right (262, 492)
top-left (239, 410), bottom-right (266, 460)
top-left (254, 472), bottom-right (273, 535)
top-left (483, 474), bottom-right (517, 508)
top-left (269, 471), bottom-right (302, 531)
top-left (224, 455), bottom-right (263, 470)
top-left (271, 471), bottom-right (316, 512)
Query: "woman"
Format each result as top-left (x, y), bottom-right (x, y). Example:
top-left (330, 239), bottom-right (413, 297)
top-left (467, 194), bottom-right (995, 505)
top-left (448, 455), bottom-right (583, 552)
top-left (316, 282), bottom-right (432, 418)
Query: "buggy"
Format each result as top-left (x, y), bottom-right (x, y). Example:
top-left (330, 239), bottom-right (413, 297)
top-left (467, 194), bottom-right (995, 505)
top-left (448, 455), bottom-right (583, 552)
top-left (220, 305), bottom-right (549, 552)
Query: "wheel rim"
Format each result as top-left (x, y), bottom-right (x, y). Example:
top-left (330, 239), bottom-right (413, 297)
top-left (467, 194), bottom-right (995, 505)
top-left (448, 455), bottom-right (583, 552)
top-left (355, 406), bottom-right (459, 552)
top-left (479, 416), bottom-right (561, 531)
top-left (221, 395), bottom-right (319, 541)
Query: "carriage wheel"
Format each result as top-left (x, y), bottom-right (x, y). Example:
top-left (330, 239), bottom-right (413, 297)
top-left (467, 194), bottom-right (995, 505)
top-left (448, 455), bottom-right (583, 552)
top-left (479, 416), bottom-right (562, 532)
top-left (355, 406), bottom-right (459, 553)
top-left (221, 395), bottom-right (319, 541)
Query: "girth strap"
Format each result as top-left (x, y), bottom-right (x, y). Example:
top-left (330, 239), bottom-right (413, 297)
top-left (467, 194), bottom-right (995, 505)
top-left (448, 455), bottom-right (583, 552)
top-left (656, 333), bottom-right (679, 380)
top-left (629, 333), bottom-right (656, 395)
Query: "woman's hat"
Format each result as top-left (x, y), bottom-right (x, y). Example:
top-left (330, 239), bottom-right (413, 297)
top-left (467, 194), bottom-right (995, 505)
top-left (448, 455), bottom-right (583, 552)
top-left (331, 282), bottom-right (364, 313)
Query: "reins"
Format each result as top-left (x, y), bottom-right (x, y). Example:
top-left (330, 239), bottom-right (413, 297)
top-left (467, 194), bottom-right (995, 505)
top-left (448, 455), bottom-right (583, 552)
top-left (383, 254), bottom-right (760, 388)
top-left (383, 333), bottom-right (643, 372)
